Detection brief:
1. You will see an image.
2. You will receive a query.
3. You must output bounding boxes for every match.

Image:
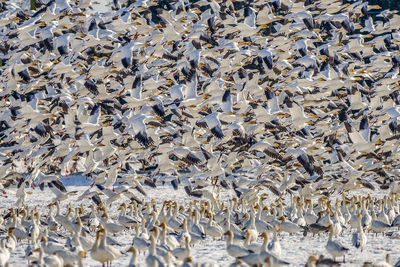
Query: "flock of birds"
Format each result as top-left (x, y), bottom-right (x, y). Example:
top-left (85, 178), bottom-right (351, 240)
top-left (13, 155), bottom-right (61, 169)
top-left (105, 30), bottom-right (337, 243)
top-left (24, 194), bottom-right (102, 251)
top-left (1, 0), bottom-right (400, 265)
top-left (1, 189), bottom-right (400, 266)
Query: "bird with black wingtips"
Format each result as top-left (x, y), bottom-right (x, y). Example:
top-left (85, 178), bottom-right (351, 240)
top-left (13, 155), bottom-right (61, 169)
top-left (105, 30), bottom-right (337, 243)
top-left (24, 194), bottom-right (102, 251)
top-left (127, 113), bottom-right (154, 148)
top-left (221, 89), bottom-right (232, 114)
top-left (197, 112), bottom-right (224, 139)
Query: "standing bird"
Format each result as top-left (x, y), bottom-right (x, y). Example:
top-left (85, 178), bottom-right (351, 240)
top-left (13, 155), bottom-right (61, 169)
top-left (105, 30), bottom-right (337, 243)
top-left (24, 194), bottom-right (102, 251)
top-left (352, 214), bottom-right (367, 251)
top-left (326, 225), bottom-right (349, 263)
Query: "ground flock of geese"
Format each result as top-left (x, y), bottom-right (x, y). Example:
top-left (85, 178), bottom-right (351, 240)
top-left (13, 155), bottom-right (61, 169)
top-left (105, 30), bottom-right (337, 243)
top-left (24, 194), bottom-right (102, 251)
top-left (2, 0), bottom-right (400, 265)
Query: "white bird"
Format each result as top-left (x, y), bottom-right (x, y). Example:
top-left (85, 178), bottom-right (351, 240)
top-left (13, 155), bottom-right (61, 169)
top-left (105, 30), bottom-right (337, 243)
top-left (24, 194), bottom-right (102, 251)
top-left (224, 230), bottom-right (253, 258)
top-left (198, 112), bottom-right (224, 139)
top-left (99, 228), bottom-right (122, 263)
top-left (352, 214), bottom-right (367, 251)
top-left (221, 89), bottom-right (233, 113)
top-left (326, 225), bottom-right (349, 263)
top-left (289, 102), bottom-right (311, 130)
top-left (268, 225), bottom-right (282, 258)
top-left (128, 114), bottom-right (154, 148)
top-left (55, 33), bottom-right (71, 56)
top-left (0, 239), bottom-right (10, 266)
top-left (172, 236), bottom-right (191, 261)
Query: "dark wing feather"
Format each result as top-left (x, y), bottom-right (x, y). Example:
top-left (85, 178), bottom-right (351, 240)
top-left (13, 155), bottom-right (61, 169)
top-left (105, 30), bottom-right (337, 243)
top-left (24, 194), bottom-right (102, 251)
top-left (184, 152), bottom-right (201, 165)
top-left (211, 125), bottom-right (224, 139)
top-left (222, 89), bottom-right (230, 102)
top-left (129, 195), bottom-right (142, 205)
top-left (196, 121), bottom-right (208, 128)
top-left (360, 115), bottom-right (369, 131)
top-left (268, 185), bottom-right (281, 196)
top-left (220, 179), bottom-right (230, 189)
top-left (144, 179), bottom-right (156, 188)
top-left (91, 194), bottom-right (102, 206)
top-left (152, 103), bottom-right (165, 117)
top-left (95, 184), bottom-right (105, 191)
top-left (190, 190), bottom-right (203, 198)
top-left (181, 111), bottom-right (194, 118)
top-left (314, 165), bottom-right (324, 176)
top-left (171, 179), bottom-right (179, 190)
top-left (134, 131), bottom-right (153, 147)
top-left (84, 80), bottom-right (99, 95)
top-left (263, 148), bottom-right (283, 160)
top-left (134, 184), bottom-right (147, 196)
top-left (297, 154), bottom-right (314, 176)
top-left (200, 147), bottom-right (212, 160)
top-left (184, 185), bottom-right (192, 196)
top-left (18, 69), bottom-right (30, 82)
top-left (51, 180), bottom-right (67, 193)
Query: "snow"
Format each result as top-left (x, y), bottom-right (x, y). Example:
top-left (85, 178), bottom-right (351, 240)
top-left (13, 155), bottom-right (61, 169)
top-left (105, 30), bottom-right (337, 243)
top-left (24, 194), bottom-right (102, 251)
top-left (2, 175), bottom-right (400, 266)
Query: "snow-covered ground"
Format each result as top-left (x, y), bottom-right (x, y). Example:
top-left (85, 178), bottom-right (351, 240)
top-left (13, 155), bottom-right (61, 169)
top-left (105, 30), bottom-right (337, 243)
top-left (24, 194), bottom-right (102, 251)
top-left (2, 176), bottom-right (399, 266)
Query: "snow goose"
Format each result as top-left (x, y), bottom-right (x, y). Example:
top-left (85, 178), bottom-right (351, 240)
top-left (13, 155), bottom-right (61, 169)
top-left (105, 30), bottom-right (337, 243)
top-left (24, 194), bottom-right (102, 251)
top-left (268, 225), bottom-right (281, 258)
top-left (132, 223), bottom-right (150, 255)
top-left (224, 230), bottom-right (253, 258)
top-left (95, 228), bottom-right (122, 266)
top-left (4, 228), bottom-right (16, 252)
top-left (305, 255), bottom-right (318, 267)
top-left (365, 254), bottom-right (392, 267)
top-left (117, 203), bottom-right (137, 229)
top-left (90, 231), bottom-right (102, 264)
top-left (41, 236), bottom-right (64, 254)
top-left (146, 235), bottom-right (165, 267)
top-left (100, 212), bottom-right (126, 235)
top-left (263, 255), bottom-right (290, 267)
top-left (172, 236), bottom-right (191, 261)
top-left (197, 112), bottom-right (224, 139)
top-left (0, 239), bottom-right (10, 267)
top-left (326, 225), bottom-right (349, 263)
top-left (160, 222), bottom-right (179, 250)
top-left (32, 247), bottom-right (63, 267)
top-left (243, 229), bottom-right (261, 253)
top-left (205, 212), bottom-right (223, 239)
top-left (352, 214), bottom-right (367, 251)
top-left (279, 216), bottom-right (303, 235)
top-left (55, 33), bottom-right (71, 56)
top-left (127, 247), bottom-right (138, 267)
top-left (168, 146), bottom-right (202, 166)
top-left (370, 218), bottom-right (391, 236)
top-left (127, 114), bottom-right (155, 148)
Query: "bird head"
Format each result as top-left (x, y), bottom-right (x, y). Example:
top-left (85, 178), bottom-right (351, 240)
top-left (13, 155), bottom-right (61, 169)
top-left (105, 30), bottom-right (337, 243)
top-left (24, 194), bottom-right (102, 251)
top-left (127, 247), bottom-right (136, 254)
